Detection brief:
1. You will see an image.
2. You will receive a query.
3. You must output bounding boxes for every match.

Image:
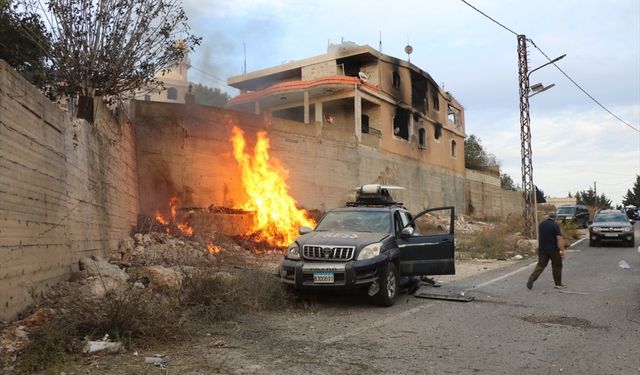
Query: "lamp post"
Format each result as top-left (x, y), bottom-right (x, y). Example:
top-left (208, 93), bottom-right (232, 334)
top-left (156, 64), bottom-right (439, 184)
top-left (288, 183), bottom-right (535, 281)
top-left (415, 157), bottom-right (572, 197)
top-left (517, 34), bottom-right (566, 239)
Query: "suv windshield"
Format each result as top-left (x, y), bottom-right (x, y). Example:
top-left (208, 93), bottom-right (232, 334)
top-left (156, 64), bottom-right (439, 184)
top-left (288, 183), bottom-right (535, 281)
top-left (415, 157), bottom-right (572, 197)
top-left (316, 211), bottom-right (391, 233)
top-left (557, 207), bottom-right (575, 214)
top-left (594, 212), bottom-right (627, 223)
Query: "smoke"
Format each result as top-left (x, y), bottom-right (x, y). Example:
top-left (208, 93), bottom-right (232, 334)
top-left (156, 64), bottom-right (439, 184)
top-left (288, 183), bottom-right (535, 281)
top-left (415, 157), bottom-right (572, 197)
top-left (183, 0), bottom-right (291, 94)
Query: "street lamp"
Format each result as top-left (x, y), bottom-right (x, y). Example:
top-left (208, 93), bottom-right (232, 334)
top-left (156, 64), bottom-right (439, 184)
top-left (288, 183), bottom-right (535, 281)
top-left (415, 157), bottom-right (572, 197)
top-left (517, 34), bottom-right (566, 239)
top-left (529, 83), bottom-right (555, 98)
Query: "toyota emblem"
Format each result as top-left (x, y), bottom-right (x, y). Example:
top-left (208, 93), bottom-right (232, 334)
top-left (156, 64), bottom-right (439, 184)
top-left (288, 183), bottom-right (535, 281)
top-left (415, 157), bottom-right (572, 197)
top-left (323, 247), bottom-right (332, 258)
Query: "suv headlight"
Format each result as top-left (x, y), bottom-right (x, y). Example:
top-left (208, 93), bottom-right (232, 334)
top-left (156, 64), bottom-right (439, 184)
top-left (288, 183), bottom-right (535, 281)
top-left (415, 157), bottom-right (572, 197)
top-left (286, 244), bottom-right (301, 260)
top-left (592, 227), bottom-right (602, 233)
top-left (622, 226), bottom-right (633, 233)
top-left (357, 242), bottom-right (382, 260)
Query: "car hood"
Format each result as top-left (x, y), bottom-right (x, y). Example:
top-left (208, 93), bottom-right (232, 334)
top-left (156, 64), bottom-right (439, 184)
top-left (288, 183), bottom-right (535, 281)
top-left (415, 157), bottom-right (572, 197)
top-left (591, 222), bottom-right (631, 228)
top-left (297, 231), bottom-right (389, 248)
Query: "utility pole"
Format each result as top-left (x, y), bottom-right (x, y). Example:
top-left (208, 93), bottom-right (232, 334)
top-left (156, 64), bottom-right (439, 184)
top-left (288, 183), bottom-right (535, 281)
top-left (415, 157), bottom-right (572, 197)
top-left (594, 181), bottom-right (597, 212)
top-left (517, 35), bottom-right (536, 239)
top-left (517, 35), bottom-right (566, 239)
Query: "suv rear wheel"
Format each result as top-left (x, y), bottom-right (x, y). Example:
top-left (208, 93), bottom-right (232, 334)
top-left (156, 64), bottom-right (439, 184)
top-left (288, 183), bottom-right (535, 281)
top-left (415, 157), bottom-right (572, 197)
top-left (376, 263), bottom-right (398, 307)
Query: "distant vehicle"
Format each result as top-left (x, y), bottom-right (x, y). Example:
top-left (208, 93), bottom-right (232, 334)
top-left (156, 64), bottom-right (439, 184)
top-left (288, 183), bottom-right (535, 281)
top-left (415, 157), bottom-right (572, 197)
top-left (589, 209), bottom-right (635, 247)
top-left (277, 184), bottom-right (456, 306)
top-left (624, 205), bottom-right (640, 221)
top-left (556, 204), bottom-right (590, 228)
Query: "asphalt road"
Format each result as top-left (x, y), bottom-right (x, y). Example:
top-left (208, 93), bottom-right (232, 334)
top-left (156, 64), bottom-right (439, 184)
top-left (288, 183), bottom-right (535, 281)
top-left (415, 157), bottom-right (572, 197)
top-left (216, 229), bottom-right (640, 375)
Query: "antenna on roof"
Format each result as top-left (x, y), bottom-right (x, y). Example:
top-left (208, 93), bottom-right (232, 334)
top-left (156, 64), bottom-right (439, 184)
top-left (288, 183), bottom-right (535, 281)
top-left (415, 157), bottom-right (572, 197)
top-left (379, 31), bottom-right (382, 53)
top-left (405, 44), bottom-right (413, 63)
top-left (243, 42), bottom-right (247, 75)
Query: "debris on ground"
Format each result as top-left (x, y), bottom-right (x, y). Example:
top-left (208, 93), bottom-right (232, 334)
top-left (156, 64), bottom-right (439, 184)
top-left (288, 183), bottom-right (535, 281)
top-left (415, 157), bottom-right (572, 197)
top-left (414, 290), bottom-right (475, 302)
top-left (0, 308), bottom-right (56, 363)
top-left (83, 334), bottom-right (124, 354)
top-left (0, 229), bottom-right (284, 369)
top-left (144, 354), bottom-right (168, 366)
top-left (618, 260), bottom-right (631, 269)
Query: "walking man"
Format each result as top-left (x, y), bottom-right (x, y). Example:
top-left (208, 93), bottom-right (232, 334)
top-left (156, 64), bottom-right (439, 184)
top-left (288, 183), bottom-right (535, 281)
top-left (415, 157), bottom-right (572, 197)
top-left (527, 211), bottom-right (566, 289)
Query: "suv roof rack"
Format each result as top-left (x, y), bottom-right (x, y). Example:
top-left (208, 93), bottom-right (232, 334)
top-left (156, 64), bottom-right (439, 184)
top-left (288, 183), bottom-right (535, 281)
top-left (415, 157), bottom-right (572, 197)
top-left (345, 184), bottom-right (405, 207)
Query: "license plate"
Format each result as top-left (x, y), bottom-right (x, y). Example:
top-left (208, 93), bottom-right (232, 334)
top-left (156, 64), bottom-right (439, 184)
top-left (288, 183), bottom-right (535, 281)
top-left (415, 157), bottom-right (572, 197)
top-left (604, 233), bottom-right (619, 237)
top-left (313, 272), bottom-right (334, 284)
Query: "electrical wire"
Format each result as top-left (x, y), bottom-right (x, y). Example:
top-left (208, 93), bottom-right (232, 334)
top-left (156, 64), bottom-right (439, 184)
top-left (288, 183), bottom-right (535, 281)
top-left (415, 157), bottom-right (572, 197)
top-left (528, 40), bottom-right (640, 134)
top-left (458, 0), bottom-right (519, 36)
top-left (458, 0), bottom-right (640, 134)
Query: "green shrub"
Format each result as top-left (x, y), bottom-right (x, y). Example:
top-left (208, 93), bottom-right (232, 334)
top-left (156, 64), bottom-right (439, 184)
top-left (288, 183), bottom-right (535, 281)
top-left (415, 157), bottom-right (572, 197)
top-left (558, 221), bottom-right (580, 241)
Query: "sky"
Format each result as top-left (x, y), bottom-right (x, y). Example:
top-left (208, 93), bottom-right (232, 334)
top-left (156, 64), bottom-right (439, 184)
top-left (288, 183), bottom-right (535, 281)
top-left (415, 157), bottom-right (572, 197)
top-left (182, 0), bottom-right (640, 206)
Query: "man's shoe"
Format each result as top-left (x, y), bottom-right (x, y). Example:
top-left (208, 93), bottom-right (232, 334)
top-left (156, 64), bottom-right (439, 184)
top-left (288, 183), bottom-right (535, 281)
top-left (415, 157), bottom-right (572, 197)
top-left (554, 284), bottom-right (567, 289)
top-left (526, 279), bottom-right (533, 290)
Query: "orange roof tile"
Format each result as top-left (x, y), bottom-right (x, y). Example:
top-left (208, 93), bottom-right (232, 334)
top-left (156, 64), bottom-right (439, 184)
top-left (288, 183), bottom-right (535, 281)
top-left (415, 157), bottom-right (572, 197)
top-left (227, 75), bottom-right (380, 106)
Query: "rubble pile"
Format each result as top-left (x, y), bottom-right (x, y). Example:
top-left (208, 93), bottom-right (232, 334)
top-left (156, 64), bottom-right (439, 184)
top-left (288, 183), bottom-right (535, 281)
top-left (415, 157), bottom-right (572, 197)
top-left (455, 215), bottom-right (495, 234)
top-left (0, 230), bottom-right (284, 369)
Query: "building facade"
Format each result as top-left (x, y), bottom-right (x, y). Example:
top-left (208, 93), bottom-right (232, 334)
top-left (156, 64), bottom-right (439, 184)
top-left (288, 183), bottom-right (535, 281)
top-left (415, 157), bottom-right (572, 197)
top-left (226, 44), bottom-right (466, 178)
top-left (134, 52), bottom-right (192, 104)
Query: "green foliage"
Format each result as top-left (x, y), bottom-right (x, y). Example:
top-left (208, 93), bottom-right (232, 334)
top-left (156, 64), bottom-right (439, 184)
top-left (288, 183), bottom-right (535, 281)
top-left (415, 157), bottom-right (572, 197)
top-left (0, 1), bottom-right (52, 90)
top-left (535, 186), bottom-right (546, 204)
top-left (464, 134), bottom-right (498, 170)
top-left (575, 188), bottom-right (612, 209)
top-left (622, 175), bottom-right (640, 207)
top-left (500, 173), bottom-right (518, 191)
top-left (192, 83), bottom-right (231, 107)
top-left (558, 221), bottom-right (580, 241)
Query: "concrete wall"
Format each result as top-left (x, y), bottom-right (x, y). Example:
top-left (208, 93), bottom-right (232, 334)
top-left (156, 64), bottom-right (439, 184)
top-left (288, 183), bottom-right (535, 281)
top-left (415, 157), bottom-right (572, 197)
top-left (465, 168), bottom-right (522, 219)
top-left (0, 60), bottom-right (139, 320)
top-left (132, 102), bottom-right (466, 217)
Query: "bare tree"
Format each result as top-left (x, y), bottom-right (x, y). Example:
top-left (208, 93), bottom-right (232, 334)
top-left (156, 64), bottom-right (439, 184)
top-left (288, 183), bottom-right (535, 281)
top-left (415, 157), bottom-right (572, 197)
top-left (16, 0), bottom-right (199, 113)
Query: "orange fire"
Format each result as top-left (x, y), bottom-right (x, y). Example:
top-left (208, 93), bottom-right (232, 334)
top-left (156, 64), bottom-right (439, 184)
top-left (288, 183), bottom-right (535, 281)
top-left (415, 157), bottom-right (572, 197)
top-left (230, 126), bottom-right (316, 247)
top-left (207, 243), bottom-right (221, 254)
top-left (154, 197), bottom-right (193, 237)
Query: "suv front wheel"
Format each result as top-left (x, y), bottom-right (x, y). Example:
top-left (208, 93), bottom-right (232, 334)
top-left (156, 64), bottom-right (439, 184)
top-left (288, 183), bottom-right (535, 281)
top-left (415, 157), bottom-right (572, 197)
top-left (376, 263), bottom-right (398, 307)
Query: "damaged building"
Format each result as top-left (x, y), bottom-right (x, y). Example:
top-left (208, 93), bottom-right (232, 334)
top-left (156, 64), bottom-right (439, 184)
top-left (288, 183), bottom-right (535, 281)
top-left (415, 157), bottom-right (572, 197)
top-left (222, 43), bottom-right (466, 210)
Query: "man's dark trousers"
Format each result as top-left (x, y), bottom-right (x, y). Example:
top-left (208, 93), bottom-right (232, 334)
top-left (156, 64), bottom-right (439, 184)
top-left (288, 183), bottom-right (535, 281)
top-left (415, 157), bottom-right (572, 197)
top-left (528, 251), bottom-right (563, 286)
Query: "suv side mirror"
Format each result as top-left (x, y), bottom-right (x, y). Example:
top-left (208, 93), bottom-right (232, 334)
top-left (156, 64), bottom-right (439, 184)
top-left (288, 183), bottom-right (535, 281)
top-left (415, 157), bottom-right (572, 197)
top-left (630, 220), bottom-right (636, 225)
top-left (400, 227), bottom-right (414, 237)
top-left (299, 226), bottom-right (313, 235)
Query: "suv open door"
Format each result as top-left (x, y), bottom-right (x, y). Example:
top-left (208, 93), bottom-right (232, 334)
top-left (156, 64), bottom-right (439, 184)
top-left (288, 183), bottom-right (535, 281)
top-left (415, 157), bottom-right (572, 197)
top-left (396, 206), bottom-right (455, 276)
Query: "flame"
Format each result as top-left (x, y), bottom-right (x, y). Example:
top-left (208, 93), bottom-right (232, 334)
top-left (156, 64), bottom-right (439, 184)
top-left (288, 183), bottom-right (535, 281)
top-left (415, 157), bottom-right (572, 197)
top-left (207, 243), bottom-right (221, 254)
top-left (155, 211), bottom-right (170, 226)
top-left (230, 126), bottom-right (315, 247)
top-left (154, 197), bottom-right (193, 237)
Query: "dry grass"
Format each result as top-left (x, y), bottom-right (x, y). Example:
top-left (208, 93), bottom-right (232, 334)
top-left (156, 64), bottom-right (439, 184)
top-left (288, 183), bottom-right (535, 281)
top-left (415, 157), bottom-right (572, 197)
top-left (457, 214), bottom-right (527, 260)
top-left (12, 264), bottom-right (301, 373)
top-left (558, 221), bottom-right (580, 241)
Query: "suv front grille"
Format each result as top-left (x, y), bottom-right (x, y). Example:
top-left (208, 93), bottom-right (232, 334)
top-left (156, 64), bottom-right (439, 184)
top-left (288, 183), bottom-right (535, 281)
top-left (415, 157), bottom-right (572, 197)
top-left (303, 245), bottom-right (355, 261)
top-left (600, 227), bottom-right (623, 233)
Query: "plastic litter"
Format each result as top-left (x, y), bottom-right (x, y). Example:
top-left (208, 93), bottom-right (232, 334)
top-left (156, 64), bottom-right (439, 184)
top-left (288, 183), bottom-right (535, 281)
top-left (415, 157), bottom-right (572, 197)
top-left (145, 355), bottom-right (167, 366)
top-left (618, 260), bottom-right (631, 269)
top-left (83, 340), bottom-right (124, 354)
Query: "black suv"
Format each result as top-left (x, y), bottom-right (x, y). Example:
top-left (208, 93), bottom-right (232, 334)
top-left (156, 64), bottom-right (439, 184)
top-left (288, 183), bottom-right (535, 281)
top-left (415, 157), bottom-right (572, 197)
top-left (589, 209), bottom-right (635, 247)
top-left (278, 184), bottom-right (455, 306)
top-left (556, 204), bottom-right (589, 228)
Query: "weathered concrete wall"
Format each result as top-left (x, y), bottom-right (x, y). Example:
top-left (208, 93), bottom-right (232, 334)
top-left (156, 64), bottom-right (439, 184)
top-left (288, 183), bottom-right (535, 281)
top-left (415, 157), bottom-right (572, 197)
top-left (0, 60), bottom-right (139, 320)
top-left (132, 102), bottom-right (466, 217)
top-left (465, 168), bottom-right (522, 219)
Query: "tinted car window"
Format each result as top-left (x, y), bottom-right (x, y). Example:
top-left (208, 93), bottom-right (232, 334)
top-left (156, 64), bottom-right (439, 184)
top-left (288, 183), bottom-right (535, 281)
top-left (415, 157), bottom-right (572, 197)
top-left (594, 212), bottom-right (627, 222)
top-left (316, 211), bottom-right (391, 233)
top-left (557, 207), bottom-right (575, 214)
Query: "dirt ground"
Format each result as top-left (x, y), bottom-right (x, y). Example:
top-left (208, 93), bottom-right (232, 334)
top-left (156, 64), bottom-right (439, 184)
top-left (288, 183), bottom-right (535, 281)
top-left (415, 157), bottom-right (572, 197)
top-left (28, 256), bottom-right (518, 375)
